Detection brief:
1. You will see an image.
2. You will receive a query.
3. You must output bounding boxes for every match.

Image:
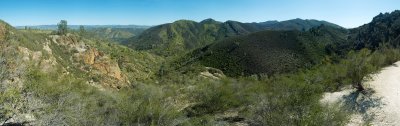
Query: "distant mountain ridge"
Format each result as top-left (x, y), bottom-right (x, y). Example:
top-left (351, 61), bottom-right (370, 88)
top-left (174, 10), bottom-right (400, 77)
top-left (258, 18), bottom-right (343, 30)
top-left (127, 18), bottom-right (343, 56)
top-left (85, 28), bottom-right (147, 43)
top-left (15, 25), bottom-right (151, 43)
top-left (15, 25), bottom-right (151, 30)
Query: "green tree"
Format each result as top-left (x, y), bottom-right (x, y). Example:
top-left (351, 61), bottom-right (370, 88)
top-left (346, 49), bottom-right (376, 91)
top-left (57, 20), bottom-right (68, 35)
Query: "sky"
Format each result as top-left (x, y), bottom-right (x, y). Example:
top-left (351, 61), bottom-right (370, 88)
top-left (0, 0), bottom-right (398, 28)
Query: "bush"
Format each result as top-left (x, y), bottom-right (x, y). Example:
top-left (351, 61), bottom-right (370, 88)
top-left (115, 84), bottom-right (184, 125)
top-left (25, 66), bottom-right (185, 125)
top-left (0, 85), bottom-right (22, 123)
top-left (241, 47), bottom-right (400, 125)
top-left (185, 79), bottom-right (250, 117)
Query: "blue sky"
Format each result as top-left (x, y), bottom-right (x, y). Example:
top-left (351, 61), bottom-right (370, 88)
top-left (0, 0), bottom-right (397, 28)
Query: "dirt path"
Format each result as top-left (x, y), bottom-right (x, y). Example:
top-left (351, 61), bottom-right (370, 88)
top-left (321, 61), bottom-right (400, 125)
top-left (364, 61), bottom-right (400, 125)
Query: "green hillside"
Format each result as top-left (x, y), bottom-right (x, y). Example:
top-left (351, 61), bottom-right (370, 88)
top-left (194, 31), bottom-right (308, 76)
top-left (128, 19), bottom-right (221, 56)
top-left (86, 27), bottom-right (147, 42)
top-left (128, 18), bottom-right (341, 56)
top-left (176, 25), bottom-right (349, 76)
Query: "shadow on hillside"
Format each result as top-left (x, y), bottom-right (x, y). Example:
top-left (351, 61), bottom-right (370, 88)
top-left (342, 89), bottom-right (384, 122)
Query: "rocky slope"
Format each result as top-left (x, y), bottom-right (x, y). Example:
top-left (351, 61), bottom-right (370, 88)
top-left (0, 20), bottom-right (162, 125)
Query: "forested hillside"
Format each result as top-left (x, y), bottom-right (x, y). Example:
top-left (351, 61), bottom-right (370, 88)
top-left (128, 18), bottom-right (341, 56)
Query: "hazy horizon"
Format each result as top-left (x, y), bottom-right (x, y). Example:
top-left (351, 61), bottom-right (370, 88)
top-left (0, 0), bottom-right (398, 28)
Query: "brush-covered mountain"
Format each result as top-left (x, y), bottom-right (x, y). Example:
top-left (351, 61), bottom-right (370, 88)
top-left (128, 18), bottom-right (342, 56)
top-left (174, 25), bottom-right (349, 76)
top-left (351, 10), bottom-right (400, 49)
top-left (258, 18), bottom-right (342, 31)
top-left (128, 19), bottom-right (223, 56)
top-left (173, 10), bottom-right (400, 77)
top-left (85, 28), bottom-right (147, 42)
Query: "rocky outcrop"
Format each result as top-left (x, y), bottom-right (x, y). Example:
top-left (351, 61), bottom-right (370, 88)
top-left (200, 67), bottom-right (226, 80)
top-left (51, 35), bottom-right (123, 80)
top-left (92, 58), bottom-right (123, 80)
top-left (83, 48), bottom-right (101, 65)
top-left (82, 48), bottom-right (122, 80)
top-left (51, 34), bottom-right (88, 53)
top-left (17, 46), bottom-right (58, 73)
top-left (18, 46), bottom-right (42, 62)
top-left (50, 35), bottom-right (127, 89)
top-left (55, 33), bottom-right (79, 45)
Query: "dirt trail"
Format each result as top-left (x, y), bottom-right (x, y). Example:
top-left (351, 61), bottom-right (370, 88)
top-left (321, 61), bottom-right (400, 125)
top-left (364, 61), bottom-right (400, 125)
